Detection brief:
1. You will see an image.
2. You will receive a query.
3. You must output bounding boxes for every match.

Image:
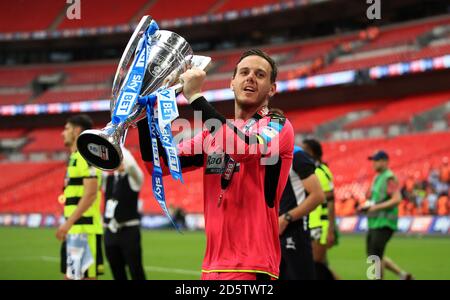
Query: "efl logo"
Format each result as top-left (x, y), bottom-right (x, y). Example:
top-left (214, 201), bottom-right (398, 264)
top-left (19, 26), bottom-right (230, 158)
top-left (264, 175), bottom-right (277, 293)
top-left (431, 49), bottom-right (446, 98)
top-left (66, 0), bottom-right (81, 20)
top-left (366, 0), bottom-right (381, 20)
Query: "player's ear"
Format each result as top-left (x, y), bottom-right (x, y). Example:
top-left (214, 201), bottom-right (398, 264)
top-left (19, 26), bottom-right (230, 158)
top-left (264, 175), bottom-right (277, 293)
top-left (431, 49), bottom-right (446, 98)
top-left (268, 82), bottom-right (276, 98)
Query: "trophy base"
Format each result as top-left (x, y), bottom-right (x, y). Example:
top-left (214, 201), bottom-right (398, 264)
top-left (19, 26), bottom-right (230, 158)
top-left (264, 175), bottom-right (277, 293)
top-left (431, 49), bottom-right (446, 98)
top-left (77, 130), bottom-right (122, 171)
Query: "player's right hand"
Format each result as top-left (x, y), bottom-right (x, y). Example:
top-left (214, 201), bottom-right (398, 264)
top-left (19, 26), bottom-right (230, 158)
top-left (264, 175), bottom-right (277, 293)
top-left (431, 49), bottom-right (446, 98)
top-left (180, 68), bottom-right (206, 102)
top-left (357, 200), bottom-right (374, 214)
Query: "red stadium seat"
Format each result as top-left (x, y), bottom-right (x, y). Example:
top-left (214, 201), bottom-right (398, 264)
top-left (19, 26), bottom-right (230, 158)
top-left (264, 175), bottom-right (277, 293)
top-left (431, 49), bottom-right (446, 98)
top-left (22, 128), bottom-right (65, 153)
top-left (145, 0), bottom-right (218, 20)
top-left (0, 0), bottom-right (65, 33)
top-left (58, 0), bottom-right (148, 29)
top-left (215, 0), bottom-right (281, 13)
top-left (32, 88), bottom-right (109, 104)
top-left (345, 91), bottom-right (450, 129)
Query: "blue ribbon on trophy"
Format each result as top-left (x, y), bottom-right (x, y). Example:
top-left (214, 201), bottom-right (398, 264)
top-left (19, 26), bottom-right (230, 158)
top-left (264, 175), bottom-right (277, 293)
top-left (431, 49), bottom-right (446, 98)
top-left (138, 87), bottom-right (183, 231)
top-left (111, 20), bottom-right (159, 126)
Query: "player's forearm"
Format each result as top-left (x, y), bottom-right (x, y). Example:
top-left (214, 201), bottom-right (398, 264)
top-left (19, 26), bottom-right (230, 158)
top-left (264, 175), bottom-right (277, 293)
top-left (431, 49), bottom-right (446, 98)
top-left (190, 96), bottom-right (288, 163)
top-left (373, 193), bottom-right (401, 211)
top-left (327, 200), bottom-right (336, 230)
top-left (289, 191), bottom-right (324, 221)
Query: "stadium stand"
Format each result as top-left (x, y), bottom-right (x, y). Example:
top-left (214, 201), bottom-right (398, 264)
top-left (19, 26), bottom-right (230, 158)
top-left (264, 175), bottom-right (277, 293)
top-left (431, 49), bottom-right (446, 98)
top-left (345, 91), bottom-right (450, 129)
top-left (359, 15), bottom-right (450, 52)
top-left (144, 0), bottom-right (218, 20)
top-left (214, 0), bottom-right (281, 13)
top-left (32, 87), bottom-right (110, 104)
top-left (0, 129), bottom-right (26, 139)
top-left (63, 62), bottom-right (116, 85)
top-left (0, 0), bottom-right (65, 33)
top-left (326, 131), bottom-right (450, 201)
top-left (0, 0), bottom-right (292, 33)
top-left (57, 0), bottom-right (148, 29)
top-left (0, 2), bottom-right (448, 220)
top-left (0, 15), bottom-right (448, 105)
top-left (285, 100), bottom-right (386, 133)
top-left (0, 91), bottom-right (31, 105)
top-left (21, 128), bottom-right (65, 153)
top-left (0, 162), bottom-right (66, 214)
top-left (1, 129), bottom-right (447, 216)
top-left (0, 65), bottom-right (56, 88)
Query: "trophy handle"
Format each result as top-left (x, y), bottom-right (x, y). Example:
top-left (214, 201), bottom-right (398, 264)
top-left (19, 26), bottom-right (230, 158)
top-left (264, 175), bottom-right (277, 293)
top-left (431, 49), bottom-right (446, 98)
top-left (111, 15), bottom-right (153, 114)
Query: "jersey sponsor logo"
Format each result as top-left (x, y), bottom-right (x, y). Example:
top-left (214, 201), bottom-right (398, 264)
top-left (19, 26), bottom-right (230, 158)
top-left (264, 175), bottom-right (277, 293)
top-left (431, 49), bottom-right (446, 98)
top-left (205, 153), bottom-right (225, 174)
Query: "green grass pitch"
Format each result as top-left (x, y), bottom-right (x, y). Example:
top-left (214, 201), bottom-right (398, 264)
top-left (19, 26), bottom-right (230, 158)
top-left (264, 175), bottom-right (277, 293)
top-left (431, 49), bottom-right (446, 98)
top-left (0, 227), bottom-right (449, 280)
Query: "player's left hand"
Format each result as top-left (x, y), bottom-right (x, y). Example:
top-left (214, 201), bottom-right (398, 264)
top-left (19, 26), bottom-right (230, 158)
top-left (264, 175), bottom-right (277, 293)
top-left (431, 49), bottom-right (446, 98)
top-left (326, 230), bottom-right (335, 248)
top-left (56, 222), bottom-right (71, 241)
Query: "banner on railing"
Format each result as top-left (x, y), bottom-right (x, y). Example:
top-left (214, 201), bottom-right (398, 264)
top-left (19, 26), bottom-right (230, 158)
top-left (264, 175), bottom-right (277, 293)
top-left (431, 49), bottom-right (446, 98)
top-left (0, 213), bottom-right (448, 234)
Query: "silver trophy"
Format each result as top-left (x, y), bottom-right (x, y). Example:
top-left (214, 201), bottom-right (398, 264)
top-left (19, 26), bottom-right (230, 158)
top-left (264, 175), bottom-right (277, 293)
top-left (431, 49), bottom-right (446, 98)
top-left (76, 16), bottom-right (211, 170)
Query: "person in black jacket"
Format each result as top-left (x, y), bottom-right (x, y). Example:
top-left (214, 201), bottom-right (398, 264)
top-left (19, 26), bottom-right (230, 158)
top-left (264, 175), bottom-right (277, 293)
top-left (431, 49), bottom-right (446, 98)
top-left (103, 147), bottom-right (146, 280)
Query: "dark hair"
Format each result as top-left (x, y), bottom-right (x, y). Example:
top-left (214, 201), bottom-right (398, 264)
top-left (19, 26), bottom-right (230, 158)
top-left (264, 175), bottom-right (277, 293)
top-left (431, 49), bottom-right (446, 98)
top-left (67, 114), bottom-right (93, 131)
top-left (233, 49), bottom-right (278, 83)
top-left (303, 138), bottom-right (323, 161)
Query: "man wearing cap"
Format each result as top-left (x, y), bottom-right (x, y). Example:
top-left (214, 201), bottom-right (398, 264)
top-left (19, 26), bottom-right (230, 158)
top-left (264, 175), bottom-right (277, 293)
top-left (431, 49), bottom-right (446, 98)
top-left (358, 150), bottom-right (413, 280)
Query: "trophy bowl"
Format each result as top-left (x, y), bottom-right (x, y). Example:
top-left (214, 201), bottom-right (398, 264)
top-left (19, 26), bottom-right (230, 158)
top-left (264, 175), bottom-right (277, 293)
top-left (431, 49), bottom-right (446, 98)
top-left (77, 16), bottom-right (206, 171)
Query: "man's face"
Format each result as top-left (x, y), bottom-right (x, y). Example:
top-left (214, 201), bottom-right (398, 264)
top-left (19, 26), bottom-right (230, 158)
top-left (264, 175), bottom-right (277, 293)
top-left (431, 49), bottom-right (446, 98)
top-left (62, 122), bottom-right (79, 148)
top-left (373, 159), bottom-right (388, 172)
top-left (231, 55), bottom-right (276, 109)
top-left (302, 143), bottom-right (313, 158)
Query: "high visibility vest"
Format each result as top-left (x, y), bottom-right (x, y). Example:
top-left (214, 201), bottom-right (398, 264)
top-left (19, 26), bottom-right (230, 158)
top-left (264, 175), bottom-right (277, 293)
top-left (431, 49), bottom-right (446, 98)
top-left (368, 169), bottom-right (398, 230)
top-left (63, 151), bottom-right (103, 234)
top-left (309, 163), bottom-right (333, 229)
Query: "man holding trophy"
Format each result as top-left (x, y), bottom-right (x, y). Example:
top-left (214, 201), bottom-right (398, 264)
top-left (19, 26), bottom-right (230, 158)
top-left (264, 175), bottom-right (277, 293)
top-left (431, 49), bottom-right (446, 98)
top-left (138, 48), bottom-right (294, 280)
top-left (77, 16), bottom-right (294, 280)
